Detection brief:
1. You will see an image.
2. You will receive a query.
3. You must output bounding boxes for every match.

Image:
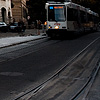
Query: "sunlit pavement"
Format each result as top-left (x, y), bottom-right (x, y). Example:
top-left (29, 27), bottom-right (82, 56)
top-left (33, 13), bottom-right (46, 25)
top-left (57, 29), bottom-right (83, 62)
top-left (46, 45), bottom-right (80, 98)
top-left (0, 29), bottom-right (47, 48)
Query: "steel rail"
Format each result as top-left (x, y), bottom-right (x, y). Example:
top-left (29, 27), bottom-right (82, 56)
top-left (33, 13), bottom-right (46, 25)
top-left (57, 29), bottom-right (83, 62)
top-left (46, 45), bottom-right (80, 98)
top-left (13, 37), bottom-right (100, 100)
top-left (0, 38), bottom-right (61, 63)
top-left (82, 61), bottom-right (100, 100)
top-left (70, 60), bottom-right (100, 100)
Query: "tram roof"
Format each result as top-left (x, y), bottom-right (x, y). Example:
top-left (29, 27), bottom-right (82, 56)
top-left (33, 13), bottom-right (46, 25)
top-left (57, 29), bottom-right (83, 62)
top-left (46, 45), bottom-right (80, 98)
top-left (46, 1), bottom-right (99, 17)
top-left (46, 1), bottom-right (87, 11)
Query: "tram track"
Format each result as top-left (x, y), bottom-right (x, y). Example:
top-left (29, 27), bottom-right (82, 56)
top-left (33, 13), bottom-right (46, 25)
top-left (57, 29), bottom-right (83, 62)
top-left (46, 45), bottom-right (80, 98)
top-left (0, 38), bottom-right (62, 64)
top-left (70, 60), bottom-right (100, 100)
top-left (12, 37), bottom-right (100, 100)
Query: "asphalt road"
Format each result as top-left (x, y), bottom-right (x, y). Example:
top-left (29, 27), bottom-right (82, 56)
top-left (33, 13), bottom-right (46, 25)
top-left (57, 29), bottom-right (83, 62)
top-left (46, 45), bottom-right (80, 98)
top-left (0, 31), bottom-right (100, 100)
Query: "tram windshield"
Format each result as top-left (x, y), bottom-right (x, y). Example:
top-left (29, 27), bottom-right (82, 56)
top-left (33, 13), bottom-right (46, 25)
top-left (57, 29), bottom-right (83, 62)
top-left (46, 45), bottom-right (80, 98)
top-left (48, 5), bottom-right (65, 21)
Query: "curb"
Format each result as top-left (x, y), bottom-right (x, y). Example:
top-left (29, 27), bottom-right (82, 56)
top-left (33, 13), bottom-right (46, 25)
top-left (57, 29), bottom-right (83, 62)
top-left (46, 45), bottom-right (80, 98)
top-left (0, 36), bottom-right (47, 49)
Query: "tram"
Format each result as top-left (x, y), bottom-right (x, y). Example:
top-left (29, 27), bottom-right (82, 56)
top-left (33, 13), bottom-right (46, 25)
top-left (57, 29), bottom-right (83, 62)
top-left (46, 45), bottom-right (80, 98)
top-left (45, 1), bottom-right (99, 38)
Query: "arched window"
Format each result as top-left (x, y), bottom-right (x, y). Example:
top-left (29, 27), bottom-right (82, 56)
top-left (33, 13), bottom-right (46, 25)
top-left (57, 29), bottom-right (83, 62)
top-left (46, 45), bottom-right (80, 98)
top-left (1, 8), bottom-right (6, 22)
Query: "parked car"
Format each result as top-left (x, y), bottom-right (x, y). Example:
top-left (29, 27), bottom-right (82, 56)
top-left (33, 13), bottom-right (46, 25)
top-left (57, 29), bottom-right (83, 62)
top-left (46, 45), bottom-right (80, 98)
top-left (9, 22), bottom-right (26, 32)
top-left (9, 22), bottom-right (21, 32)
top-left (0, 22), bottom-right (8, 32)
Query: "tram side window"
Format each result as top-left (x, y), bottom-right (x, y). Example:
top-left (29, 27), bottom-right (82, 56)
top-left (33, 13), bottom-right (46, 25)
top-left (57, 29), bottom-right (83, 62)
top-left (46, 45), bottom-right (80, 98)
top-left (67, 8), bottom-right (78, 21)
top-left (88, 14), bottom-right (93, 21)
top-left (80, 11), bottom-right (87, 23)
top-left (67, 8), bottom-right (73, 21)
top-left (93, 16), bottom-right (99, 24)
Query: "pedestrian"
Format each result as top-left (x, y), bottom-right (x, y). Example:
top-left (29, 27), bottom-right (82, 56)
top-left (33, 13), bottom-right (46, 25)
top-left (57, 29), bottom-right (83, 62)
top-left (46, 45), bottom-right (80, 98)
top-left (18, 19), bottom-right (25, 32)
top-left (27, 16), bottom-right (31, 29)
top-left (13, 18), bottom-right (15, 23)
top-left (37, 20), bottom-right (41, 29)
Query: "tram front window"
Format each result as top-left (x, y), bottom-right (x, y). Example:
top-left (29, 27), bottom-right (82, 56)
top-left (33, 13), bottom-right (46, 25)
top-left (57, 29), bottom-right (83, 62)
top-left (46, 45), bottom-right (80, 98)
top-left (48, 6), bottom-right (65, 21)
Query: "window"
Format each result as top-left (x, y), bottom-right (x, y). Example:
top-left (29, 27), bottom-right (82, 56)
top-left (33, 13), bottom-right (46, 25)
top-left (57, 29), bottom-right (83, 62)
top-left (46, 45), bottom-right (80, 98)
top-left (67, 8), bottom-right (78, 21)
top-left (80, 11), bottom-right (87, 23)
top-left (87, 13), bottom-right (93, 21)
top-left (48, 5), bottom-right (66, 21)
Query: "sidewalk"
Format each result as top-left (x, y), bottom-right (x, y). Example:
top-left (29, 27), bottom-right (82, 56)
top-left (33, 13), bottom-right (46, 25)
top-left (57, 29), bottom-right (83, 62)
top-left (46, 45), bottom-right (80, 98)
top-left (0, 29), bottom-right (47, 48)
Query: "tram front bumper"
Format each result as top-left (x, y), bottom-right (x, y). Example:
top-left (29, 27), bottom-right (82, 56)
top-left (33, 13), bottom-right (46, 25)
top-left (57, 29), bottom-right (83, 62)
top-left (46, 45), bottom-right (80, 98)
top-left (46, 29), bottom-right (67, 36)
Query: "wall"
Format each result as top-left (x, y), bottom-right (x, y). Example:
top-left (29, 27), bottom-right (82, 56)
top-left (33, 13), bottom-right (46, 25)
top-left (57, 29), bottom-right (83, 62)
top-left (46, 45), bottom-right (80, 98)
top-left (0, 0), bottom-right (12, 23)
top-left (12, 0), bottom-right (28, 22)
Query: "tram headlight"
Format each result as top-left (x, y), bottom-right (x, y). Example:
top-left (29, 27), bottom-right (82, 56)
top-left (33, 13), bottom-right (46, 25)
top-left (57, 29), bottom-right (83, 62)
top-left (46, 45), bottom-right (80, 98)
top-left (44, 21), bottom-right (47, 25)
top-left (55, 26), bottom-right (59, 29)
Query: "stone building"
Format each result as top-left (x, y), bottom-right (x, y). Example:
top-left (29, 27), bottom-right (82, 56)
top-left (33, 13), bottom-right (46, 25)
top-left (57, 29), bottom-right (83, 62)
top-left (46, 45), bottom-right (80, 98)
top-left (0, 0), bottom-right (12, 23)
top-left (12, 0), bottom-right (28, 22)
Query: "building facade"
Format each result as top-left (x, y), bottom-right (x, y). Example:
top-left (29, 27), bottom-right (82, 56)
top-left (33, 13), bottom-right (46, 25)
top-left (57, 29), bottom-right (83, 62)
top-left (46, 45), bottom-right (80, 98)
top-left (0, 0), bottom-right (12, 23)
top-left (12, 0), bottom-right (28, 22)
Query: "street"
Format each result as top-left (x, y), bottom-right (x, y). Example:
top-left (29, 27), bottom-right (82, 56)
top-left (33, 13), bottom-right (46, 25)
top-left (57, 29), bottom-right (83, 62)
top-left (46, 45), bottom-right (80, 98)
top-left (0, 31), bottom-right (100, 100)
